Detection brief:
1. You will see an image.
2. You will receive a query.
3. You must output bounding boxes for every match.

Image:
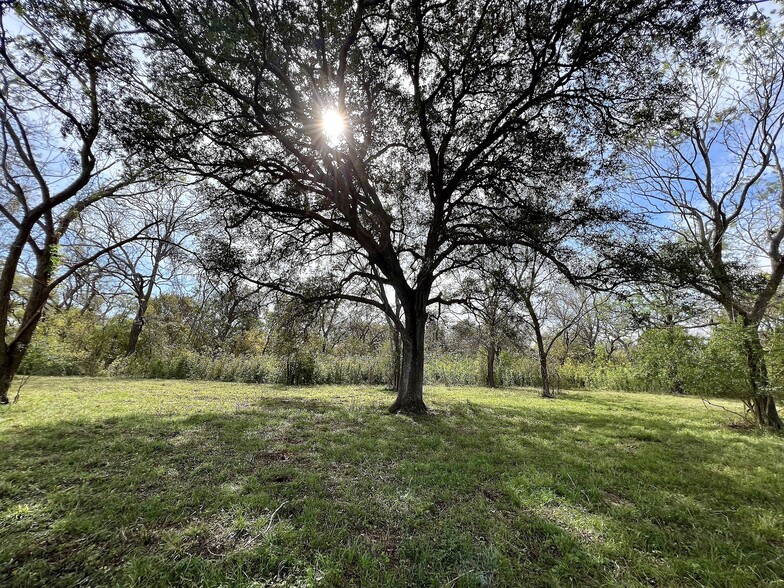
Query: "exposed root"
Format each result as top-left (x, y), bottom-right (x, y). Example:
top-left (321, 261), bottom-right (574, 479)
top-left (388, 398), bottom-right (429, 415)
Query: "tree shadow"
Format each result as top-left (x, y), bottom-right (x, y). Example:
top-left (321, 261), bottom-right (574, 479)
top-left (1, 392), bottom-right (782, 587)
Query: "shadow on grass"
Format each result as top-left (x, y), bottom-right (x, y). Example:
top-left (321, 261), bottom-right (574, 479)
top-left (1, 392), bottom-right (782, 588)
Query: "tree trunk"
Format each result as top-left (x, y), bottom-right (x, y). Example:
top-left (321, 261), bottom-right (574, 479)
top-left (127, 265), bottom-right (158, 356)
top-left (0, 371), bottom-right (11, 404)
top-left (0, 348), bottom-right (24, 404)
top-left (0, 311), bottom-right (45, 404)
top-left (486, 344), bottom-right (496, 388)
top-left (389, 325), bottom-right (402, 391)
top-left (532, 327), bottom-right (553, 398)
top-left (538, 346), bottom-right (552, 398)
top-left (0, 350), bottom-right (16, 404)
top-left (524, 295), bottom-right (553, 398)
top-left (0, 253), bottom-right (52, 404)
top-left (742, 324), bottom-right (782, 430)
top-left (126, 304), bottom-right (146, 356)
top-left (389, 294), bottom-right (428, 414)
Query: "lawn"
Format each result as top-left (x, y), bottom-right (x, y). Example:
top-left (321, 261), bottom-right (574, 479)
top-left (0, 379), bottom-right (782, 587)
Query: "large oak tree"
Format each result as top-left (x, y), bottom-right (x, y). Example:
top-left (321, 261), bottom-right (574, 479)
top-left (106, 0), bottom-right (737, 412)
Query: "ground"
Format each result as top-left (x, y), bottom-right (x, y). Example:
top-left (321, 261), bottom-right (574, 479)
top-left (0, 379), bottom-right (782, 587)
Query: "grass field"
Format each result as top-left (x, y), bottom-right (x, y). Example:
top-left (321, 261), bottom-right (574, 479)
top-left (1, 378), bottom-right (782, 587)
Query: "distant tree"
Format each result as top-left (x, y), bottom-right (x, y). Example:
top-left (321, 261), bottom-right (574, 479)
top-left (106, 0), bottom-right (738, 412)
top-left (53, 258), bottom-right (116, 314)
top-left (628, 24), bottom-right (784, 428)
top-left (507, 248), bottom-right (593, 398)
top-left (332, 303), bottom-right (387, 356)
top-left (132, 292), bottom-right (202, 356)
top-left (0, 0), bottom-right (147, 403)
top-left (265, 296), bottom-right (324, 385)
top-left (201, 276), bottom-right (267, 355)
top-left (78, 186), bottom-right (199, 355)
top-left (546, 287), bottom-right (604, 364)
top-left (458, 254), bottom-right (519, 388)
top-left (371, 282), bottom-right (403, 390)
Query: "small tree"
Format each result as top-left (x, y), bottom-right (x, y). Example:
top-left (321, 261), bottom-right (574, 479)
top-left (628, 24), bottom-right (784, 428)
top-left (78, 186), bottom-right (199, 355)
top-left (506, 249), bottom-right (593, 398)
top-left (634, 326), bottom-right (702, 394)
top-left (458, 255), bottom-right (519, 388)
top-left (0, 0), bottom-right (145, 402)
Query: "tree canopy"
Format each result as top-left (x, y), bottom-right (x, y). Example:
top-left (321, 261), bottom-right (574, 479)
top-left (99, 0), bottom-right (739, 412)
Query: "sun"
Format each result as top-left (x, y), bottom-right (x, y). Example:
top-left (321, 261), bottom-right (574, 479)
top-left (322, 109), bottom-right (345, 142)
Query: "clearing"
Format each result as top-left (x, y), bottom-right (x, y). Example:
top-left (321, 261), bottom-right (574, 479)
top-left (1, 378), bottom-right (782, 587)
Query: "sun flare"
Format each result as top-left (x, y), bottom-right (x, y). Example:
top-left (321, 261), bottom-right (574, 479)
top-left (322, 109), bottom-right (345, 141)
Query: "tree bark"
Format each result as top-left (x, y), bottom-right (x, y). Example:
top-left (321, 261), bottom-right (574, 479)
top-left (486, 344), bottom-right (496, 388)
top-left (389, 325), bottom-right (401, 391)
top-left (389, 293), bottom-right (428, 414)
top-left (0, 370), bottom-right (10, 404)
top-left (0, 337), bottom-right (33, 403)
top-left (126, 301), bottom-right (147, 356)
top-left (0, 347), bottom-right (26, 404)
top-left (742, 323), bottom-right (782, 430)
top-left (537, 344), bottom-right (552, 399)
top-left (0, 252), bottom-right (53, 403)
top-left (532, 325), bottom-right (553, 398)
top-left (523, 294), bottom-right (554, 398)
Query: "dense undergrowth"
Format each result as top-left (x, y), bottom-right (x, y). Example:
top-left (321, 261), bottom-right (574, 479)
top-left (16, 348), bottom-right (661, 391)
top-left (19, 345), bottom-right (781, 401)
top-left (17, 307), bottom-right (784, 400)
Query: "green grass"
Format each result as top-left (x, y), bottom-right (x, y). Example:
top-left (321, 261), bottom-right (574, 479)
top-left (1, 378), bottom-right (782, 587)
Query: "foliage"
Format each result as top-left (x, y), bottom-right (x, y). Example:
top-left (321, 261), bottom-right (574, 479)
top-left (698, 321), bottom-right (753, 400)
top-left (19, 310), bottom-right (130, 376)
top-left (19, 303), bottom-right (779, 401)
top-left (766, 327), bottom-right (784, 397)
top-left (632, 327), bottom-right (703, 394)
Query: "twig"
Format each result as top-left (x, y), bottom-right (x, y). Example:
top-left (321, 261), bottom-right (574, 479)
top-left (12, 374), bottom-right (30, 404)
top-left (447, 570), bottom-right (477, 587)
top-left (701, 397), bottom-right (749, 422)
top-left (264, 500), bottom-right (288, 534)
